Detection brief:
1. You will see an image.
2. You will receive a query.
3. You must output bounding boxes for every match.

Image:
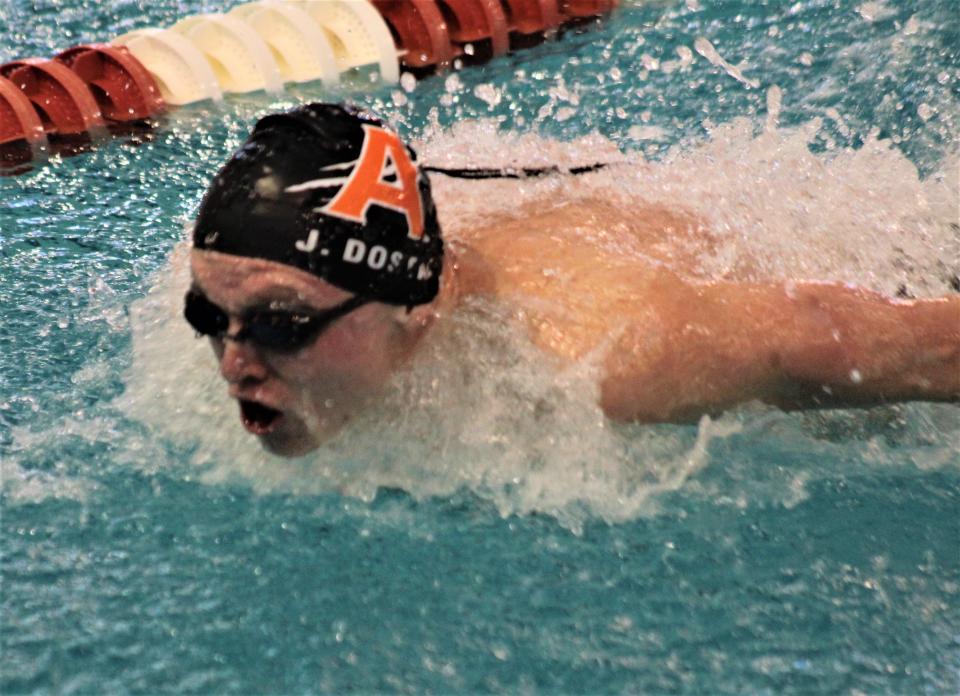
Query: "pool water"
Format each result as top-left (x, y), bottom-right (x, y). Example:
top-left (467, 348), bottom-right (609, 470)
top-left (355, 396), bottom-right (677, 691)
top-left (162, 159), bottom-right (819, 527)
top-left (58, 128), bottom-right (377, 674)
top-left (2, 0), bottom-right (959, 693)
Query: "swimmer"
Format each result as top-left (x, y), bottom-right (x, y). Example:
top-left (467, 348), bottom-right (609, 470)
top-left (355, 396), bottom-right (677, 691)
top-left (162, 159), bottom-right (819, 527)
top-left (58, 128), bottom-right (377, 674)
top-left (187, 103), bottom-right (960, 456)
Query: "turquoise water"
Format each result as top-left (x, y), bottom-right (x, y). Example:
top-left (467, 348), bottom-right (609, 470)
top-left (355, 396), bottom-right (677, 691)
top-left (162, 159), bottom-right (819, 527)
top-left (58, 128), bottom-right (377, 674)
top-left (2, 1), bottom-right (959, 693)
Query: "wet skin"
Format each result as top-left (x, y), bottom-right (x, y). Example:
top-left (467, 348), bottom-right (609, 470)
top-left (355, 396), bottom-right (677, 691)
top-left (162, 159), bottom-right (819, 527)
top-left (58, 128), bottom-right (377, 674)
top-left (456, 199), bottom-right (960, 420)
top-left (190, 250), bottom-right (428, 456)
top-left (192, 199), bottom-right (960, 454)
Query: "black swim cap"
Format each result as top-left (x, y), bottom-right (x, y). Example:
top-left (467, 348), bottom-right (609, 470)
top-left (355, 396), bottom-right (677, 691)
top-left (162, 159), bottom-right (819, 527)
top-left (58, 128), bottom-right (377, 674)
top-left (193, 103), bottom-right (443, 306)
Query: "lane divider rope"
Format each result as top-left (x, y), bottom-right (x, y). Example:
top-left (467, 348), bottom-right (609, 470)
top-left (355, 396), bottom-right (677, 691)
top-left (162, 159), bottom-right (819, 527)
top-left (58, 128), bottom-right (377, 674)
top-left (0, 0), bottom-right (619, 168)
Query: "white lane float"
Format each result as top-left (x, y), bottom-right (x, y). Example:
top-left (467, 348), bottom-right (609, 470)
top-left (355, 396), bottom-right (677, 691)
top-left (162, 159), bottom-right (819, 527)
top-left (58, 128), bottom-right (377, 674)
top-left (171, 14), bottom-right (284, 95)
top-left (229, 1), bottom-right (340, 85)
top-left (112, 28), bottom-right (223, 105)
top-left (297, 0), bottom-right (401, 83)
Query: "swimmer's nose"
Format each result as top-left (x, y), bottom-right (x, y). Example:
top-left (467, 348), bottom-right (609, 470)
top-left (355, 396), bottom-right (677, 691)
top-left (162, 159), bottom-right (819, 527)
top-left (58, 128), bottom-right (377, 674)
top-left (219, 324), bottom-right (269, 385)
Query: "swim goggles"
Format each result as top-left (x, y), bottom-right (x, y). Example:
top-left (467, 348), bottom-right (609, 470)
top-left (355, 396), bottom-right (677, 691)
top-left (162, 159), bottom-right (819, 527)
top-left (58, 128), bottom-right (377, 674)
top-left (183, 290), bottom-right (369, 353)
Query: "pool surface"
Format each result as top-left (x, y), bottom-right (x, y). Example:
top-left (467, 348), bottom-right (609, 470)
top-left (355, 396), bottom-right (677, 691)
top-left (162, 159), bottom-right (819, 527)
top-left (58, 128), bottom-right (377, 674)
top-left (2, 1), bottom-right (959, 693)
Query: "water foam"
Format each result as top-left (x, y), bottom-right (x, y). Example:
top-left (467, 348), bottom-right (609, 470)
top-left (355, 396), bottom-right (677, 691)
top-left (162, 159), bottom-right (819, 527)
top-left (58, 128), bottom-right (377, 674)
top-left (1, 459), bottom-right (95, 505)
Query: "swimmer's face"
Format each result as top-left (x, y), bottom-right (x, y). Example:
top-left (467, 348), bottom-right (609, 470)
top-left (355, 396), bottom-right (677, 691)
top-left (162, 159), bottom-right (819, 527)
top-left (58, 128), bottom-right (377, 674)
top-left (189, 250), bottom-right (414, 457)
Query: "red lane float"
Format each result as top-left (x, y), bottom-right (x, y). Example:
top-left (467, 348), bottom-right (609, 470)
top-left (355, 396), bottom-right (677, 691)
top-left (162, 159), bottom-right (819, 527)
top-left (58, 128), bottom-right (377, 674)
top-left (372, 0), bottom-right (455, 69)
top-left (0, 59), bottom-right (105, 136)
top-left (502, 0), bottom-right (562, 35)
top-left (55, 44), bottom-right (165, 122)
top-left (0, 74), bottom-right (46, 146)
top-left (438, 0), bottom-right (510, 57)
top-left (560, 0), bottom-right (619, 18)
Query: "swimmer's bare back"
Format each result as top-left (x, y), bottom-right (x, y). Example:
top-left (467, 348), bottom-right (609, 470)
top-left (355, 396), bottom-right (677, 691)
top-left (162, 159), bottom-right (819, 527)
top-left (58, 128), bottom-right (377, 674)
top-left (455, 199), bottom-right (960, 422)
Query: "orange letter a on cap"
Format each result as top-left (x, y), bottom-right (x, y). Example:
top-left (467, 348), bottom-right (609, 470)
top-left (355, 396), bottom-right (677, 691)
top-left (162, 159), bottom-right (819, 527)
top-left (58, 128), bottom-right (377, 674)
top-left (322, 124), bottom-right (425, 239)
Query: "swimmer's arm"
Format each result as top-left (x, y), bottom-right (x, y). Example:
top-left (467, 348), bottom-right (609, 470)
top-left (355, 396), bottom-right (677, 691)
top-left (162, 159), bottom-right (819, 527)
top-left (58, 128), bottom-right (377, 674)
top-left (599, 279), bottom-right (960, 422)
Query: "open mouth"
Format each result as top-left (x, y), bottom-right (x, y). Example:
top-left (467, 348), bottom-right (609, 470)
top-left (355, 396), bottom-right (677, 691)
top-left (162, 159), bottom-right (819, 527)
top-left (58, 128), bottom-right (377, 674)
top-left (239, 399), bottom-right (283, 435)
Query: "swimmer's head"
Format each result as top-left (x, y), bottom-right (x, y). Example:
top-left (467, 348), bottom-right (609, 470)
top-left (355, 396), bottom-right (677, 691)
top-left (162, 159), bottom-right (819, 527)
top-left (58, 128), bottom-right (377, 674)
top-left (190, 104), bottom-right (445, 456)
top-left (193, 102), bottom-right (443, 307)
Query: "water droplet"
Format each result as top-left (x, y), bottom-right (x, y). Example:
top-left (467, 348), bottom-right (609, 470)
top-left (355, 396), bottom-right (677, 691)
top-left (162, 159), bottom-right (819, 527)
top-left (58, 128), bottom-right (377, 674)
top-left (444, 73), bottom-right (462, 93)
top-left (473, 83), bottom-right (502, 108)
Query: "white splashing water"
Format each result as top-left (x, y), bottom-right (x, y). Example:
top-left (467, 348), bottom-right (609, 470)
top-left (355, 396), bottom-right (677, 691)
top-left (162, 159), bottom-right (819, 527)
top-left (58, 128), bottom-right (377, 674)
top-left (765, 85), bottom-right (783, 132)
top-left (857, 1), bottom-right (895, 23)
top-left (693, 37), bottom-right (761, 89)
top-left (2, 460), bottom-right (96, 505)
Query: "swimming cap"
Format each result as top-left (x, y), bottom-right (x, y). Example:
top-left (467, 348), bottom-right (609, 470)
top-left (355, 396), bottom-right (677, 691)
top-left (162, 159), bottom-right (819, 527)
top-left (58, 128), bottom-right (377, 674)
top-left (193, 103), bottom-right (443, 307)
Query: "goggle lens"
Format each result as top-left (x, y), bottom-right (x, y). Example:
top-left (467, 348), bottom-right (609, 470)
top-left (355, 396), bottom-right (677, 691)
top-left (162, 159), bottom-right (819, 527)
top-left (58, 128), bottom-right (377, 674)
top-left (183, 290), bottom-right (368, 353)
top-left (184, 291), bottom-right (229, 337)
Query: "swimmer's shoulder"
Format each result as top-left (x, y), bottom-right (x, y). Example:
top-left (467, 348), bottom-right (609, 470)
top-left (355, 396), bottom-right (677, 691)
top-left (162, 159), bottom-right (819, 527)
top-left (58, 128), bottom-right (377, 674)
top-left (461, 196), bottom-right (709, 272)
top-left (466, 196), bottom-right (705, 241)
top-left (460, 197), bottom-right (626, 250)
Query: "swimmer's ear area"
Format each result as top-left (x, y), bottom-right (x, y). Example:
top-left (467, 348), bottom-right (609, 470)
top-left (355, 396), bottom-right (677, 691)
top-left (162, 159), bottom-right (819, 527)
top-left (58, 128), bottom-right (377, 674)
top-left (388, 302), bottom-right (438, 351)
